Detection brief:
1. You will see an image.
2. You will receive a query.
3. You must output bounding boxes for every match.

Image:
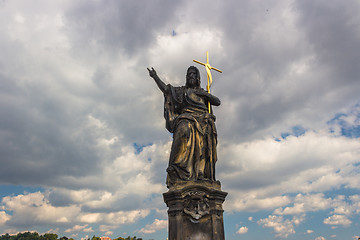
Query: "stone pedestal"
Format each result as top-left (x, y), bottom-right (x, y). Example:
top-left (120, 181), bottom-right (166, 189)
top-left (163, 181), bottom-right (227, 240)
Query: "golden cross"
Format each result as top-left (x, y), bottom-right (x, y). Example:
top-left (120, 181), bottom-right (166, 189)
top-left (193, 51), bottom-right (222, 113)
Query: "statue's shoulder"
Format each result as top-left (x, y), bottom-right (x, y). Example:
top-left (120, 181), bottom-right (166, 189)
top-left (166, 84), bottom-right (185, 95)
top-left (169, 84), bottom-right (185, 90)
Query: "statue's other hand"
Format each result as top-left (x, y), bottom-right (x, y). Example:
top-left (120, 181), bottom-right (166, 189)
top-left (147, 67), bottom-right (157, 78)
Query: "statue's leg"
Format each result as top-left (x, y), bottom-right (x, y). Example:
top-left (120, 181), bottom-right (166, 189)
top-left (195, 131), bottom-right (205, 180)
top-left (168, 120), bottom-right (195, 183)
top-left (202, 123), bottom-right (216, 181)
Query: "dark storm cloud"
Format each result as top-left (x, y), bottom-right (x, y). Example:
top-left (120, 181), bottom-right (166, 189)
top-left (0, 0), bottom-right (102, 187)
top-left (47, 189), bottom-right (144, 212)
top-left (206, 0), bottom-right (360, 143)
top-left (154, 0), bottom-right (312, 142)
top-left (0, 71), bottom-right (101, 186)
top-left (296, 0), bottom-right (360, 83)
top-left (0, 0), bottom-right (177, 189)
top-left (190, 0), bottom-right (313, 142)
top-left (65, 0), bottom-right (181, 56)
top-left (81, 195), bottom-right (145, 213)
top-left (0, 0), bottom-right (359, 192)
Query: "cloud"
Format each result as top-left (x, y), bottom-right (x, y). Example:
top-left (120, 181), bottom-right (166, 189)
top-left (258, 215), bottom-right (303, 238)
top-left (65, 224), bottom-right (89, 233)
top-left (1, 0), bottom-right (360, 239)
top-left (273, 193), bottom-right (332, 215)
top-left (44, 228), bottom-right (60, 235)
top-left (0, 212), bottom-right (11, 226)
top-left (296, 0), bottom-right (360, 83)
top-left (138, 219), bottom-right (167, 234)
top-left (221, 130), bottom-right (360, 213)
top-left (228, 195), bottom-right (291, 212)
top-left (328, 104), bottom-right (360, 138)
top-left (236, 226), bottom-right (248, 234)
top-left (1, 191), bottom-right (151, 231)
top-left (79, 209), bottom-right (150, 225)
top-left (2, 192), bottom-right (80, 228)
top-left (255, 193), bottom-right (360, 238)
top-left (83, 227), bottom-right (94, 233)
top-left (323, 214), bottom-right (352, 227)
top-left (65, 0), bottom-right (182, 57)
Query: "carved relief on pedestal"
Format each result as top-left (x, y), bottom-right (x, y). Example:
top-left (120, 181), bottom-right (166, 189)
top-left (183, 191), bottom-right (210, 222)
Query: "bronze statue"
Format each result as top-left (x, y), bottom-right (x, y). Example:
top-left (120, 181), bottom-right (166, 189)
top-left (147, 66), bottom-right (221, 187)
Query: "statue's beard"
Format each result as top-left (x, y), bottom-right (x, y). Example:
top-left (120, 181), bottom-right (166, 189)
top-left (187, 77), bottom-right (198, 87)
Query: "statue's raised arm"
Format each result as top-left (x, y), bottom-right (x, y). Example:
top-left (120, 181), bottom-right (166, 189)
top-left (147, 67), bottom-right (167, 93)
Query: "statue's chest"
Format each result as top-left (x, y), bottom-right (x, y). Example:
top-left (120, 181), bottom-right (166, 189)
top-left (187, 91), bottom-right (205, 105)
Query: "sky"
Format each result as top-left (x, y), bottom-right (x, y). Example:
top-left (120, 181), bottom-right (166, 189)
top-left (0, 0), bottom-right (360, 239)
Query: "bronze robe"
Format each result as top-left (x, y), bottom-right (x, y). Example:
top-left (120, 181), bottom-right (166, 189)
top-left (164, 84), bottom-right (218, 187)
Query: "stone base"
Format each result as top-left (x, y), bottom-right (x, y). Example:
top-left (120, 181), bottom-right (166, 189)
top-left (163, 181), bottom-right (227, 240)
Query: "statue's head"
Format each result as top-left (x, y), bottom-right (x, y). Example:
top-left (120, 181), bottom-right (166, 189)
top-left (186, 66), bottom-right (201, 88)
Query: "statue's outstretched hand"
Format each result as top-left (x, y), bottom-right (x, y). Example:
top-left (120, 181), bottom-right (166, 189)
top-left (147, 67), bottom-right (157, 78)
top-left (147, 67), bottom-right (166, 93)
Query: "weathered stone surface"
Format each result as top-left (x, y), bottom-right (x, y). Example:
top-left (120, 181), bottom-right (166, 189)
top-left (148, 63), bottom-right (227, 239)
top-left (163, 181), bottom-right (227, 240)
top-left (148, 66), bottom-right (221, 188)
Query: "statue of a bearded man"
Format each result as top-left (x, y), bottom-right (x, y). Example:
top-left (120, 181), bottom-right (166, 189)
top-left (148, 66), bottom-right (221, 188)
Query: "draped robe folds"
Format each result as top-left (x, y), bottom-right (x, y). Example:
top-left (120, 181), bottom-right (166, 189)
top-left (163, 84), bottom-right (218, 187)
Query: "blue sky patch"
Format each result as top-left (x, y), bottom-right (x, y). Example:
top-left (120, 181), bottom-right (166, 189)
top-left (0, 184), bottom-right (44, 199)
top-left (328, 103), bottom-right (360, 138)
top-left (133, 142), bottom-right (153, 154)
top-left (281, 125), bottom-right (306, 139)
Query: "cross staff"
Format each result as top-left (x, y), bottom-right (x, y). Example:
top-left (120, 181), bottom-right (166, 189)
top-left (193, 51), bottom-right (222, 113)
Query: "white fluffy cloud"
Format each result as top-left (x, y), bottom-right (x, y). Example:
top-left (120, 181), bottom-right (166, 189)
top-left (258, 215), bottom-right (303, 238)
top-left (79, 209), bottom-right (150, 225)
top-left (138, 219), bottom-right (167, 234)
top-left (2, 192), bottom-right (80, 227)
top-left (255, 193), bottom-right (360, 238)
top-left (236, 226), bottom-right (248, 234)
top-left (1, 191), bottom-right (150, 232)
top-left (273, 193), bottom-right (332, 215)
top-left (0, 212), bottom-right (11, 226)
top-left (65, 224), bottom-right (89, 233)
top-left (323, 215), bottom-right (352, 227)
top-left (221, 131), bottom-right (360, 213)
